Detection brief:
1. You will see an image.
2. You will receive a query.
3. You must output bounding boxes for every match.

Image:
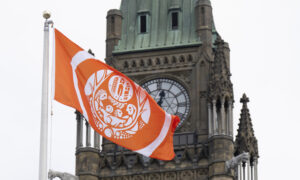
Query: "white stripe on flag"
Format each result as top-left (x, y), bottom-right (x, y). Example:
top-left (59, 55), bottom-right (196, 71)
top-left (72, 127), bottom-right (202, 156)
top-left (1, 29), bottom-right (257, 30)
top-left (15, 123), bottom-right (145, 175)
top-left (71, 50), bottom-right (94, 121)
top-left (71, 51), bottom-right (94, 69)
top-left (135, 113), bottom-right (172, 157)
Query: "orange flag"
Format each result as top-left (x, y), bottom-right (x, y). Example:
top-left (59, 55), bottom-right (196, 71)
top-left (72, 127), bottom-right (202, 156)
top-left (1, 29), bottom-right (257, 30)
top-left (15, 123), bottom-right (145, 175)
top-left (53, 29), bottom-right (180, 160)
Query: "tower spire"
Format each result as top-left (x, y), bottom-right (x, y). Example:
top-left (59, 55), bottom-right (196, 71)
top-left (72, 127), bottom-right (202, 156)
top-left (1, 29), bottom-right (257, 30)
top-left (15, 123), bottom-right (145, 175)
top-left (235, 94), bottom-right (259, 159)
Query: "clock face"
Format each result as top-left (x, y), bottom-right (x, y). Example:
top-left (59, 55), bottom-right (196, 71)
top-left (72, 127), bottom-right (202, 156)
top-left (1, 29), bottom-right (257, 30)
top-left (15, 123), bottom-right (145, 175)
top-left (141, 78), bottom-right (190, 127)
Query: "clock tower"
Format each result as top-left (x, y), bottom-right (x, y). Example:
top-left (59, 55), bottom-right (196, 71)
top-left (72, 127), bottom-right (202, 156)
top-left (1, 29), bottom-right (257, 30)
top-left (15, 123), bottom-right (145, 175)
top-left (74, 0), bottom-right (259, 180)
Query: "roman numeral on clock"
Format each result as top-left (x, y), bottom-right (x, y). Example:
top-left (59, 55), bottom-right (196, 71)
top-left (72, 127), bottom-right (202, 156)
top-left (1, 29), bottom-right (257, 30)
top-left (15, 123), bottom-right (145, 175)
top-left (177, 102), bottom-right (187, 107)
top-left (157, 81), bottom-right (162, 90)
top-left (175, 92), bottom-right (183, 97)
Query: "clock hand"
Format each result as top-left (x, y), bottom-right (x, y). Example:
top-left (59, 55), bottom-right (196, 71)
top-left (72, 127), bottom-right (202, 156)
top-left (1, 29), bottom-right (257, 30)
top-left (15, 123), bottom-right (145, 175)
top-left (157, 90), bottom-right (165, 107)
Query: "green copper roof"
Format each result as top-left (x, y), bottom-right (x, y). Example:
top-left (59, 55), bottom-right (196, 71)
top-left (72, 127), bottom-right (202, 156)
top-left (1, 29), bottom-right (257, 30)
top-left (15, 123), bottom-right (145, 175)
top-left (114, 0), bottom-right (205, 53)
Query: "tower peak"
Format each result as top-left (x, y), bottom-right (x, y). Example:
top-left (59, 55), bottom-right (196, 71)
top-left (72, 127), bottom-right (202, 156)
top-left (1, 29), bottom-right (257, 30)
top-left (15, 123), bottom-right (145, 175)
top-left (240, 93), bottom-right (249, 104)
top-left (235, 94), bottom-right (259, 159)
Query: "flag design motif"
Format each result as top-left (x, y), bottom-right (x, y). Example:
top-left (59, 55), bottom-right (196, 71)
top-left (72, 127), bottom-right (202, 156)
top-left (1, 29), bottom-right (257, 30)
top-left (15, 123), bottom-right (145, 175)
top-left (53, 29), bottom-right (180, 160)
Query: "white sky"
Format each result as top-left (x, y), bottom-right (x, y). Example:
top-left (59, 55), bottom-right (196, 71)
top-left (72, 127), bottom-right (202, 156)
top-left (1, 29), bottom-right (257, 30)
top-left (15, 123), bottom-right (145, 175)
top-left (0, 0), bottom-right (299, 179)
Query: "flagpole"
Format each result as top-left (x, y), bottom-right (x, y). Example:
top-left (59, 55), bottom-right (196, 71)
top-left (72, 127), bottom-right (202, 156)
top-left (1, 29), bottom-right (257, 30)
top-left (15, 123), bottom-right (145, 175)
top-left (39, 11), bottom-right (53, 180)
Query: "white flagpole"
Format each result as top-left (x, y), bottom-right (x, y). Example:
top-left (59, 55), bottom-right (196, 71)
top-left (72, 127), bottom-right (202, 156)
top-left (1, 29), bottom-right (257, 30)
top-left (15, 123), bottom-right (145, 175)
top-left (39, 11), bottom-right (53, 180)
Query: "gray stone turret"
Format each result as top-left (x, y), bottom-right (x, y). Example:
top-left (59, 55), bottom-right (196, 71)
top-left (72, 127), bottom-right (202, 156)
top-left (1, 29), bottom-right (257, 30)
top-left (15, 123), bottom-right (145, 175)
top-left (208, 36), bottom-right (233, 137)
top-left (105, 9), bottom-right (122, 65)
top-left (207, 35), bottom-right (235, 180)
top-left (195, 0), bottom-right (213, 46)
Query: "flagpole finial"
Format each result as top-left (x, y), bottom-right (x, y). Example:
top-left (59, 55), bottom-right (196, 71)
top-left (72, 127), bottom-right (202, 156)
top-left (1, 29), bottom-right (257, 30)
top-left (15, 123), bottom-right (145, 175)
top-left (43, 10), bottom-right (51, 20)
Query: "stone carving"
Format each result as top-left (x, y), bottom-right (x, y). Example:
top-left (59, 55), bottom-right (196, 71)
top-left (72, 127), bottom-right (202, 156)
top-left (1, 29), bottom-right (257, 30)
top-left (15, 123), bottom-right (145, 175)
top-left (197, 168), bottom-right (208, 177)
top-left (180, 170), bottom-right (194, 180)
top-left (97, 144), bottom-right (211, 171)
top-left (124, 154), bottom-right (138, 168)
top-left (225, 152), bottom-right (250, 172)
top-left (132, 175), bottom-right (144, 180)
top-left (119, 54), bottom-right (195, 72)
top-left (164, 172), bottom-right (176, 180)
top-left (140, 155), bottom-right (152, 167)
top-left (48, 169), bottom-right (79, 180)
top-left (106, 154), bottom-right (122, 170)
top-left (148, 173), bottom-right (160, 180)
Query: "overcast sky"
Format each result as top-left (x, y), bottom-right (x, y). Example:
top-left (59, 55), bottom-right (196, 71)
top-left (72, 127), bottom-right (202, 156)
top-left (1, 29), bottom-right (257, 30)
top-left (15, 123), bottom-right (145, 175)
top-left (0, 0), bottom-right (299, 179)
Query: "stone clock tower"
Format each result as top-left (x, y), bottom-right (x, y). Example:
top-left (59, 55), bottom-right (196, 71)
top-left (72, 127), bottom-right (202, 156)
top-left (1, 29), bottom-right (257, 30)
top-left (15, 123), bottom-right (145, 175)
top-left (74, 0), bottom-right (259, 180)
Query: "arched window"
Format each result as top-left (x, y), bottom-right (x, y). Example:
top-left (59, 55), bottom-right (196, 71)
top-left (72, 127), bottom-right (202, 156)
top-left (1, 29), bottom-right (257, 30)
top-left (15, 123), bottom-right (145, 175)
top-left (224, 98), bottom-right (229, 113)
top-left (140, 59), bottom-right (145, 67)
top-left (216, 98), bottom-right (221, 131)
top-left (179, 56), bottom-right (185, 63)
top-left (156, 58), bottom-right (161, 65)
top-left (147, 59), bottom-right (152, 66)
top-left (172, 56), bottom-right (177, 64)
top-left (132, 61), bottom-right (137, 68)
top-left (188, 54), bottom-right (193, 62)
top-left (225, 98), bottom-right (229, 134)
top-left (164, 57), bottom-right (169, 64)
top-left (124, 61), bottom-right (129, 68)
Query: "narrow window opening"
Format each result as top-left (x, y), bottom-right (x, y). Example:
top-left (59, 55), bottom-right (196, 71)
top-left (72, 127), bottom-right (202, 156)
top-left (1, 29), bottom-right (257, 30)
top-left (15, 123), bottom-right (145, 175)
top-left (224, 99), bottom-right (229, 113)
top-left (164, 57), bottom-right (169, 64)
top-left (201, 7), bottom-right (205, 26)
top-left (188, 54), bottom-right (193, 62)
top-left (180, 56), bottom-right (185, 63)
top-left (124, 61), bottom-right (129, 68)
top-left (156, 58), bottom-right (161, 65)
top-left (172, 56), bottom-right (177, 63)
top-left (140, 15), bottom-right (147, 33)
top-left (132, 61), bottom-right (137, 68)
top-left (216, 99), bottom-right (221, 112)
top-left (147, 59), bottom-right (152, 66)
top-left (172, 12), bottom-right (178, 30)
top-left (140, 60), bottom-right (145, 67)
top-left (216, 98), bottom-right (221, 130)
top-left (224, 98), bottom-right (230, 135)
top-left (111, 17), bottom-right (115, 33)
